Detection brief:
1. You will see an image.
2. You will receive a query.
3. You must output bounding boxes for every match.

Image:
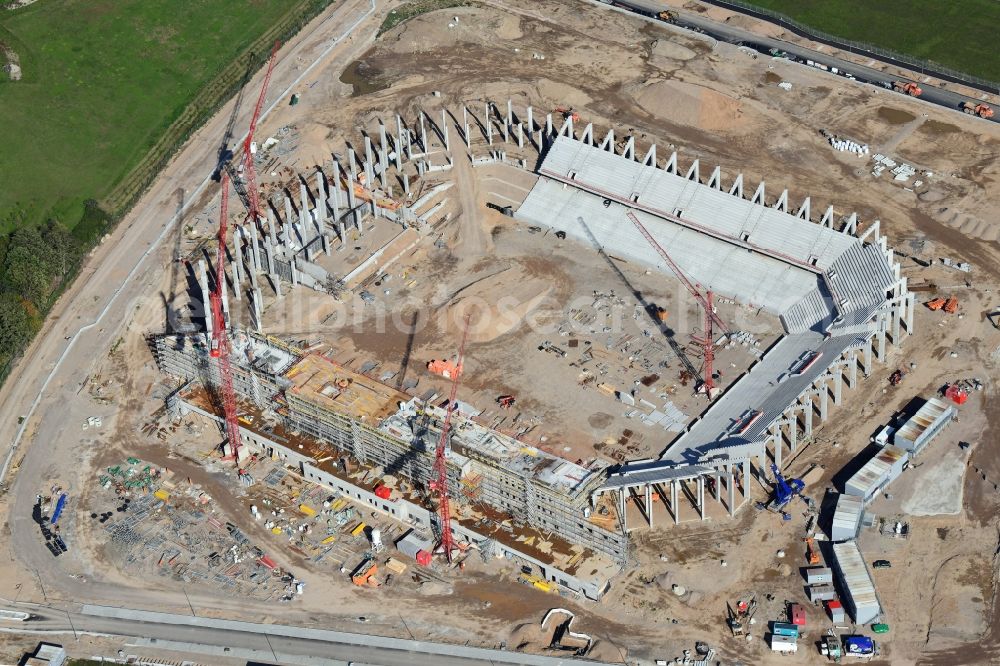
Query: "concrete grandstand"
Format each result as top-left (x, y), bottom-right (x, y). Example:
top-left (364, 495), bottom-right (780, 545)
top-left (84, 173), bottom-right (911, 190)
top-left (517, 129), bottom-right (913, 530)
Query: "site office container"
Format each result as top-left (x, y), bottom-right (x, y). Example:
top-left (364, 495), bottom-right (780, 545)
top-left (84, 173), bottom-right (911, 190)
top-left (772, 622), bottom-right (799, 638)
top-left (769, 635), bottom-right (798, 653)
top-left (790, 603), bottom-right (806, 626)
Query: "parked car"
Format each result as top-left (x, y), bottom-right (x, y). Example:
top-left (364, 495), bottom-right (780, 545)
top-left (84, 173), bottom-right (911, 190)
top-left (872, 559), bottom-right (891, 569)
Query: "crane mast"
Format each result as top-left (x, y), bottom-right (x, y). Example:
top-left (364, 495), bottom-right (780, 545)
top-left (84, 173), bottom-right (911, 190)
top-left (240, 40), bottom-right (280, 227)
top-left (432, 317), bottom-right (471, 562)
top-left (624, 210), bottom-right (727, 396)
top-left (208, 174), bottom-right (243, 462)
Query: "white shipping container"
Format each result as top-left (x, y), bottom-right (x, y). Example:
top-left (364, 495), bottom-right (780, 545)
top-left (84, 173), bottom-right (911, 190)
top-left (770, 635), bottom-right (798, 653)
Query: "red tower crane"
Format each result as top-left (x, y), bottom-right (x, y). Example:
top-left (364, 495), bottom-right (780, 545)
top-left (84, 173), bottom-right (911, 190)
top-left (208, 173), bottom-right (243, 462)
top-left (625, 210), bottom-right (728, 396)
top-left (431, 316), bottom-right (471, 563)
top-left (240, 40), bottom-right (280, 227)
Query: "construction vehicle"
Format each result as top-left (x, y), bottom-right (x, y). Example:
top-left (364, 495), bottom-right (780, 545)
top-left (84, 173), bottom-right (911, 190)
top-left (888, 369), bottom-right (905, 386)
top-left (961, 101), bottom-right (995, 119)
top-left (657, 10), bottom-right (677, 23)
top-left (805, 537), bottom-right (820, 565)
top-left (351, 558), bottom-right (379, 587)
top-left (726, 597), bottom-right (758, 637)
top-left (553, 106), bottom-right (580, 122)
top-left (769, 464), bottom-right (806, 515)
top-left (518, 572), bottom-right (554, 593)
top-left (496, 394), bottom-right (516, 409)
top-left (892, 81), bottom-right (922, 97)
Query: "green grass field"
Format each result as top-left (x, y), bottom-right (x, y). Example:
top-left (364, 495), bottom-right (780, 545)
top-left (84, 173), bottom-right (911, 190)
top-left (745, 0), bottom-right (1000, 82)
top-left (0, 0), bottom-right (327, 235)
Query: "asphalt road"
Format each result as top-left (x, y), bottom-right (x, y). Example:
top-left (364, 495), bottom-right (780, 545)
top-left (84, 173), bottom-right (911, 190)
top-left (599, 0), bottom-right (999, 125)
top-left (2, 604), bottom-right (615, 666)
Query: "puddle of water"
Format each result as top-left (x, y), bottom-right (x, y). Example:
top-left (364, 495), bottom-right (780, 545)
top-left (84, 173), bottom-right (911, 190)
top-left (923, 119), bottom-right (960, 135)
top-left (339, 59), bottom-right (388, 97)
top-left (878, 106), bottom-right (916, 125)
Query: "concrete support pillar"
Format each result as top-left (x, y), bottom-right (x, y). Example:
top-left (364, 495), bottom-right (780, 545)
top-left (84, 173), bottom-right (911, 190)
top-left (876, 328), bottom-right (886, 360)
top-left (506, 98), bottom-right (513, 127)
top-left (346, 171), bottom-right (361, 232)
top-left (772, 432), bottom-right (782, 469)
top-left (527, 106), bottom-right (533, 132)
top-left (742, 459), bottom-right (750, 497)
top-left (517, 123), bottom-right (524, 148)
top-left (619, 490), bottom-right (627, 532)
top-left (283, 196), bottom-right (293, 236)
top-left (441, 108), bottom-right (450, 153)
top-left (419, 112), bottom-right (427, 151)
top-left (462, 106), bottom-right (470, 147)
top-left (267, 206), bottom-right (278, 245)
top-left (670, 481), bottom-right (679, 525)
top-left (290, 257), bottom-right (298, 287)
top-left (252, 287), bottom-right (263, 333)
top-left (789, 415), bottom-right (798, 452)
top-left (893, 301), bottom-right (903, 342)
top-left (905, 292), bottom-right (915, 333)
top-left (248, 222), bottom-right (261, 286)
top-left (395, 115), bottom-right (405, 169)
top-left (819, 383), bottom-right (829, 421)
top-left (848, 351), bottom-right (858, 389)
top-left (546, 113), bottom-right (553, 136)
top-left (338, 221), bottom-right (347, 249)
top-left (314, 172), bottom-right (327, 225)
top-left (833, 367), bottom-right (844, 405)
top-left (645, 484), bottom-right (653, 528)
top-left (299, 182), bottom-right (312, 259)
top-left (348, 149), bottom-right (357, 182)
top-left (486, 104), bottom-right (493, 145)
top-left (379, 122), bottom-right (389, 184)
top-left (199, 259), bottom-right (212, 338)
top-left (697, 477), bottom-right (706, 520)
top-left (727, 470), bottom-right (736, 516)
top-left (364, 135), bottom-right (374, 183)
top-left (403, 173), bottom-right (410, 196)
top-left (231, 228), bottom-right (243, 301)
top-left (803, 396), bottom-right (814, 436)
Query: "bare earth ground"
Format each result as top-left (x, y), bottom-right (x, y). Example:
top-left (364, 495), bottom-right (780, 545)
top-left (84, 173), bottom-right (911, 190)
top-left (3, 0), bottom-right (1000, 664)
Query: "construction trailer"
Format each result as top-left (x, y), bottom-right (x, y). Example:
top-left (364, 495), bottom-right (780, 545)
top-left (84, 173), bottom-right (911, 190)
top-left (831, 493), bottom-right (865, 541)
top-left (769, 634), bottom-right (798, 653)
top-left (804, 566), bottom-right (834, 585)
top-left (807, 584), bottom-right (837, 603)
top-left (831, 541), bottom-right (881, 624)
top-left (843, 445), bottom-right (908, 504)
top-left (893, 396), bottom-right (956, 454)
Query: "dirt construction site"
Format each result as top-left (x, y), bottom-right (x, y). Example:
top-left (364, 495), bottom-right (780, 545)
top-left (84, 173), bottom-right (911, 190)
top-left (4, 0), bottom-right (1000, 665)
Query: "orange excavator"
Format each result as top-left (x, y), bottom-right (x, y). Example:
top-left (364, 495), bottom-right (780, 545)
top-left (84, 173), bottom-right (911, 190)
top-left (893, 81), bottom-right (923, 97)
top-left (962, 102), bottom-right (995, 119)
top-left (805, 537), bottom-right (820, 565)
top-left (351, 558), bottom-right (380, 587)
top-left (554, 106), bottom-right (580, 122)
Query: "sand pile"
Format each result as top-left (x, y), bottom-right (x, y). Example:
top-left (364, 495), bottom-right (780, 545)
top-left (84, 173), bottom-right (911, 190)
top-left (436, 268), bottom-right (553, 343)
top-left (632, 79), bottom-right (745, 131)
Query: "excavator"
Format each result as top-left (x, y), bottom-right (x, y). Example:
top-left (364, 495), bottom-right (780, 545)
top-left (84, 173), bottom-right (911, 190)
top-left (805, 537), bottom-right (820, 565)
top-left (351, 557), bottom-right (380, 587)
top-left (961, 101), bottom-right (995, 119)
top-left (892, 81), bottom-right (922, 97)
top-left (553, 106), bottom-right (580, 123)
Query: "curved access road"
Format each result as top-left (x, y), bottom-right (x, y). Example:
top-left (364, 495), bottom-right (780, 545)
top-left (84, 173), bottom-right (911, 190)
top-left (0, 0), bottom-right (375, 618)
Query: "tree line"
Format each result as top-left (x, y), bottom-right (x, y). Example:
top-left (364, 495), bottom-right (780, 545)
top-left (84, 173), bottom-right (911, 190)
top-left (0, 203), bottom-right (106, 383)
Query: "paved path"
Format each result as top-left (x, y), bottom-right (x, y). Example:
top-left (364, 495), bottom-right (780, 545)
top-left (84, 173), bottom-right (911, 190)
top-left (2, 603), bottom-right (617, 666)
